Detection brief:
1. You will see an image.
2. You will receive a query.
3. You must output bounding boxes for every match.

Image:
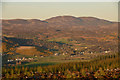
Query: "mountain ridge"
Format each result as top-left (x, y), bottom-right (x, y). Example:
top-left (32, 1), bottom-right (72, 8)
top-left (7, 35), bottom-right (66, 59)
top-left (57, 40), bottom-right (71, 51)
top-left (2, 16), bottom-right (117, 29)
top-left (2, 15), bottom-right (118, 39)
top-left (2, 16), bottom-right (117, 23)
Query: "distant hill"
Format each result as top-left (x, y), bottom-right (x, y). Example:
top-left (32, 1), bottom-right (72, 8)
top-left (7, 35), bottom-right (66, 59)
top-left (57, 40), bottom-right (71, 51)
top-left (2, 16), bottom-right (118, 63)
top-left (2, 16), bottom-right (118, 54)
top-left (2, 16), bottom-right (118, 39)
top-left (45, 16), bottom-right (114, 26)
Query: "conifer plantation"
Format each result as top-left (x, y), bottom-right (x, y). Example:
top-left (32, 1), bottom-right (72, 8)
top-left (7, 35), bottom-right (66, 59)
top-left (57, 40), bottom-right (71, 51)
top-left (2, 54), bottom-right (120, 79)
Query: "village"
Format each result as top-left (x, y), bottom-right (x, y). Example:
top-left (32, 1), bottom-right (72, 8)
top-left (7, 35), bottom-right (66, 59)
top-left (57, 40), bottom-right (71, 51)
top-left (6, 48), bottom-right (111, 67)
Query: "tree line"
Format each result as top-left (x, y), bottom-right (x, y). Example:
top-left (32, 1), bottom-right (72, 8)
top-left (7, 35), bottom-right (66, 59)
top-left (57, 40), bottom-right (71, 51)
top-left (2, 54), bottom-right (120, 79)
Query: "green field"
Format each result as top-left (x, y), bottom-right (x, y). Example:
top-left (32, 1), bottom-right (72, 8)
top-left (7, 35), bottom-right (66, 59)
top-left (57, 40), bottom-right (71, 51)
top-left (21, 55), bottom-right (90, 68)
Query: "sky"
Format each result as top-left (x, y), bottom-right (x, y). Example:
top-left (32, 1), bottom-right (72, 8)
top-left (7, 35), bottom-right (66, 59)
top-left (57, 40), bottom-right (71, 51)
top-left (2, 2), bottom-right (118, 21)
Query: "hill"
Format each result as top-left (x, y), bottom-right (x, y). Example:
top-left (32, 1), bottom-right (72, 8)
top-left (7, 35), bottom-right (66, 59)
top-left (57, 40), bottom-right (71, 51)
top-left (2, 16), bottom-right (118, 59)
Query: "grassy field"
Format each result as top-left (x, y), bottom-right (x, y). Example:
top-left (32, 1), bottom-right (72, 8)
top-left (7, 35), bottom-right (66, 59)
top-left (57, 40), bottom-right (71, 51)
top-left (48, 38), bottom-right (73, 44)
top-left (22, 55), bottom-right (90, 67)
